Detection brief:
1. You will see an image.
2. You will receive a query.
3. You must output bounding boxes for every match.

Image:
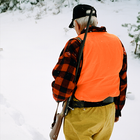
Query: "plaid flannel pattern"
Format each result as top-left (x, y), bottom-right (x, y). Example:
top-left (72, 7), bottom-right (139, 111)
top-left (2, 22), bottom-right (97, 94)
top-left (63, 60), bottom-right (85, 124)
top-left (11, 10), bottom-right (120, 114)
top-left (52, 26), bottom-right (127, 117)
top-left (52, 38), bottom-right (82, 102)
top-left (114, 43), bottom-right (127, 117)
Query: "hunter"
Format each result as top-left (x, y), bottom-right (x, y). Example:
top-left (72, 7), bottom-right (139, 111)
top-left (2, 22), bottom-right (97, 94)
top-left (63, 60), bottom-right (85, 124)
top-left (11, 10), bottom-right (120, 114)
top-left (51, 4), bottom-right (127, 140)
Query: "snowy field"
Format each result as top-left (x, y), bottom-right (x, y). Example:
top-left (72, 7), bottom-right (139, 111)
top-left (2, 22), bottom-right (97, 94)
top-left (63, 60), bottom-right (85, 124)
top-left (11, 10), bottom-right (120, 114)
top-left (0, 0), bottom-right (140, 140)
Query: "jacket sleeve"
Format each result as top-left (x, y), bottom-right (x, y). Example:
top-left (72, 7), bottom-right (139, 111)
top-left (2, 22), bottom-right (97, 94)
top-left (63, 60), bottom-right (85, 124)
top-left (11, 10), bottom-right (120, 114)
top-left (51, 39), bottom-right (81, 102)
top-left (114, 43), bottom-right (127, 117)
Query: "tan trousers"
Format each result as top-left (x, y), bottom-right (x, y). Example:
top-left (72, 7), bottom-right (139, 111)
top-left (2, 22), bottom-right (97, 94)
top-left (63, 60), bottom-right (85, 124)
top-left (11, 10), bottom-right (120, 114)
top-left (63, 103), bottom-right (115, 140)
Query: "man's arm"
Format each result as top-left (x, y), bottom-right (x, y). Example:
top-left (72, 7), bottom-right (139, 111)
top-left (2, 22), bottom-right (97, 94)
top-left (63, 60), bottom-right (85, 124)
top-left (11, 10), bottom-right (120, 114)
top-left (114, 43), bottom-right (127, 119)
top-left (52, 39), bottom-right (81, 102)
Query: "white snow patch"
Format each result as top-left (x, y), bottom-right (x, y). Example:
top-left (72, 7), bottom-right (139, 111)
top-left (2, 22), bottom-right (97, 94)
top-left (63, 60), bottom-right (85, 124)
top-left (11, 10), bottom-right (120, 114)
top-left (0, 0), bottom-right (140, 140)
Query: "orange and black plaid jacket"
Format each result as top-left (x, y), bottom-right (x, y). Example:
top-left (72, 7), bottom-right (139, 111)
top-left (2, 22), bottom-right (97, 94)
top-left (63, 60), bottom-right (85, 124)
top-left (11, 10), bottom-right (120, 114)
top-left (52, 26), bottom-right (127, 117)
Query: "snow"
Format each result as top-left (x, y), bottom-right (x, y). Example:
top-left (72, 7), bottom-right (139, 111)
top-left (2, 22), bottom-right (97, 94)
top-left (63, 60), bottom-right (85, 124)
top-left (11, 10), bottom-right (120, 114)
top-left (0, 0), bottom-right (140, 140)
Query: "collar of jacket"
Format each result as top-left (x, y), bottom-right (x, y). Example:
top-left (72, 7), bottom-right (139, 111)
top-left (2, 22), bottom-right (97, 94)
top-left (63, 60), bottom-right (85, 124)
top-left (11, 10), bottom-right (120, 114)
top-left (81, 26), bottom-right (107, 34)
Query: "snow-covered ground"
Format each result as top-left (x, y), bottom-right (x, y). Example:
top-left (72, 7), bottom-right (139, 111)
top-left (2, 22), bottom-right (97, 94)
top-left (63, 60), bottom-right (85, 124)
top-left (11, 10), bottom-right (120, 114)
top-left (0, 0), bottom-right (140, 140)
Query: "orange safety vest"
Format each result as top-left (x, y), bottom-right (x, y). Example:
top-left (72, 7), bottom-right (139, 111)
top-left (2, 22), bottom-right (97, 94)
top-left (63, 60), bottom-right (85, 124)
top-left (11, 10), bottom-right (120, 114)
top-left (75, 32), bottom-right (123, 102)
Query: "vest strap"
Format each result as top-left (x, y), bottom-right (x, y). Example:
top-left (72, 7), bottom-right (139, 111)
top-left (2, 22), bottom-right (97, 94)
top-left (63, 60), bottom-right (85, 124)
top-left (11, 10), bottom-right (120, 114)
top-left (76, 37), bottom-right (82, 43)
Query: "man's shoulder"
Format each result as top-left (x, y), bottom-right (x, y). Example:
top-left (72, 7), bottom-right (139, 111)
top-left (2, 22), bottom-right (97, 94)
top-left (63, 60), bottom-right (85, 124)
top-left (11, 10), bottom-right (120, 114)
top-left (64, 37), bottom-right (81, 55)
top-left (66, 37), bottom-right (81, 48)
top-left (105, 32), bottom-right (119, 39)
top-left (69, 37), bottom-right (82, 43)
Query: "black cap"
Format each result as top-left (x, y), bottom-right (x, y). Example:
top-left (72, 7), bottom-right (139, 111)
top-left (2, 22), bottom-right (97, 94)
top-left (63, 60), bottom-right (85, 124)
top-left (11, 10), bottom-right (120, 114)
top-left (69, 4), bottom-right (97, 28)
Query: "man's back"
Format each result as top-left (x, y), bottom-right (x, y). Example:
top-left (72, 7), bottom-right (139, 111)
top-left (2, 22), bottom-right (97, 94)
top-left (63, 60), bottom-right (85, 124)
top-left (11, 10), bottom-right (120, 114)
top-left (75, 31), bottom-right (124, 102)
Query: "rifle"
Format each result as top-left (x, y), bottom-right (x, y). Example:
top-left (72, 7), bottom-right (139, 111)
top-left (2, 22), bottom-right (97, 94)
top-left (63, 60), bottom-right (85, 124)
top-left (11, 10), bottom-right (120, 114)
top-left (49, 101), bottom-right (67, 140)
top-left (49, 8), bottom-right (94, 140)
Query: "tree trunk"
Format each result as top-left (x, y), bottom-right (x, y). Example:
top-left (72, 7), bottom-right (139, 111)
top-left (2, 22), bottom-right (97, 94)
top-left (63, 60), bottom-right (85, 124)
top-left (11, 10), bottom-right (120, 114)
top-left (134, 43), bottom-right (138, 54)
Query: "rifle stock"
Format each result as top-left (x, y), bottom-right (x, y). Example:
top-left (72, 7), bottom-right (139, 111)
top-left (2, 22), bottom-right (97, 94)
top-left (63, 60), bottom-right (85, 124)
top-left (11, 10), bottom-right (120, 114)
top-left (49, 101), bottom-right (67, 140)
